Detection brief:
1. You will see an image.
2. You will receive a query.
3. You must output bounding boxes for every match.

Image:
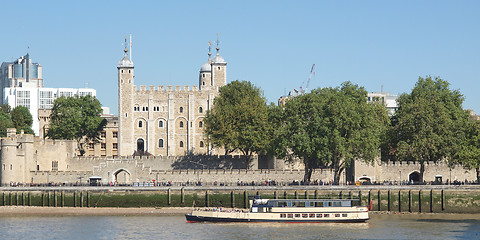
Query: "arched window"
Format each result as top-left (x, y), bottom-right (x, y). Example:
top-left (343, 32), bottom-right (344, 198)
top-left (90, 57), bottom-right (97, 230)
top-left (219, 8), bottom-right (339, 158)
top-left (200, 141), bottom-right (204, 148)
top-left (199, 121), bottom-right (203, 128)
top-left (159, 139), bottom-right (164, 148)
top-left (202, 81), bottom-right (205, 85)
top-left (199, 107), bottom-right (203, 113)
top-left (179, 107), bottom-right (183, 113)
top-left (179, 121), bottom-right (184, 128)
top-left (138, 120), bottom-right (143, 128)
top-left (179, 141), bottom-right (184, 148)
top-left (159, 120), bottom-right (164, 128)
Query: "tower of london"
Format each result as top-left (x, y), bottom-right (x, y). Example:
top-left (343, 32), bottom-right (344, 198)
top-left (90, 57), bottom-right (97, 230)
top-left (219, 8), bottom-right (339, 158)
top-left (117, 41), bottom-right (227, 156)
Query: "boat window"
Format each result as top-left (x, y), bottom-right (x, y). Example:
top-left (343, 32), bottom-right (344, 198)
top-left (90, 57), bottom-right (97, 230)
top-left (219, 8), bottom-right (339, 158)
top-left (316, 214), bottom-right (323, 218)
top-left (302, 214), bottom-right (308, 218)
top-left (333, 202), bottom-right (341, 207)
top-left (335, 214), bottom-right (340, 217)
top-left (295, 214), bottom-right (300, 218)
top-left (309, 214), bottom-right (315, 218)
top-left (324, 214), bottom-right (330, 218)
top-left (267, 208), bottom-right (272, 213)
top-left (287, 202), bottom-right (293, 207)
top-left (315, 202), bottom-right (324, 207)
top-left (287, 214), bottom-right (293, 218)
top-left (342, 214), bottom-right (347, 217)
top-left (280, 214), bottom-right (286, 218)
top-left (297, 202), bottom-right (305, 207)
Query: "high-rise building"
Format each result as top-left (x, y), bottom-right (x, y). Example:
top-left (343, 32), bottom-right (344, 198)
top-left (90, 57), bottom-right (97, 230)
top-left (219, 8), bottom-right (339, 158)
top-left (1, 54), bottom-right (96, 136)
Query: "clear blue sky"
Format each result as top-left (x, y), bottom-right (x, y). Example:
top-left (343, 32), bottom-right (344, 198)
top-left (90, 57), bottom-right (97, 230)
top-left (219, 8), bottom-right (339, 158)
top-left (2, 0), bottom-right (479, 114)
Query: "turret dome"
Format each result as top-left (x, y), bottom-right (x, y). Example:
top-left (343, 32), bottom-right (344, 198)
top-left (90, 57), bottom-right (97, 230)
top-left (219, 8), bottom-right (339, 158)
top-left (200, 61), bottom-right (211, 72)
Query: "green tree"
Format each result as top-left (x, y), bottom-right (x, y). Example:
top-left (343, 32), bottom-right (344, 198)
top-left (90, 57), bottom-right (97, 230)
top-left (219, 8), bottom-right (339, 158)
top-left (391, 76), bottom-right (469, 182)
top-left (47, 95), bottom-right (106, 156)
top-left (204, 80), bottom-right (271, 168)
top-left (278, 82), bottom-right (388, 183)
top-left (0, 111), bottom-right (14, 136)
top-left (455, 118), bottom-right (480, 183)
top-left (10, 106), bottom-right (34, 134)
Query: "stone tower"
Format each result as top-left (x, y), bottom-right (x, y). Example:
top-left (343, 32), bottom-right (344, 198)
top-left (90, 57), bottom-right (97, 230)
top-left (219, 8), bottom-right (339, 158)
top-left (117, 45), bottom-right (135, 156)
top-left (211, 43), bottom-right (227, 89)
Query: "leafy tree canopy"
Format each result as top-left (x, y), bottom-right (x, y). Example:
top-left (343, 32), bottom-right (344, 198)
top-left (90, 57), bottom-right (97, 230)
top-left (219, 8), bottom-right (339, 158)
top-left (392, 76), bottom-right (469, 182)
top-left (278, 82), bottom-right (388, 183)
top-left (0, 111), bottom-right (14, 136)
top-left (456, 119), bottom-right (480, 183)
top-left (10, 105), bottom-right (34, 134)
top-left (47, 95), bottom-right (106, 156)
top-left (204, 80), bottom-right (271, 168)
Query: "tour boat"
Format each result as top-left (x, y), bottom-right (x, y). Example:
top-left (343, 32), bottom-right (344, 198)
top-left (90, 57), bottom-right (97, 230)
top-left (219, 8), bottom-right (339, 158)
top-left (185, 197), bottom-right (369, 223)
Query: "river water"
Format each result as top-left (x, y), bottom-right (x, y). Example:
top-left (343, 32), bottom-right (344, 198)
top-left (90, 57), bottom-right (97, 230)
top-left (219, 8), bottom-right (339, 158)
top-left (0, 213), bottom-right (478, 239)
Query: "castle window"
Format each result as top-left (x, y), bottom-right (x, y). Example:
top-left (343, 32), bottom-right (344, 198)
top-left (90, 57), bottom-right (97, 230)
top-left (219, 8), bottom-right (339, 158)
top-left (129, 80), bottom-right (131, 83)
top-left (180, 107), bottom-right (183, 113)
top-left (159, 120), bottom-right (164, 128)
top-left (3, 164), bottom-right (5, 170)
top-left (121, 70), bottom-right (124, 73)
top-left (101, 143), bottom-right (106, 149)
top-left (101, 131), bottom-right (106, 138)
top-left (202, 74), bottom-right (205, 78)
top-left (218, 66), bottom-right (220, 70)
top-left (125, 113), bottom-right (128, 118)
top-left (139, 120), bottom-right (143, 128)
top-left (179, 121), bottom-right (184, 128)
top-left (199, 107), bottom-right (203, 113)
top-left (10, 164), bottom-right (12, 170)
top-left (52, 161), bottom-right (58, 171)
top-left (113, 143), bottom-right (118, 150)
top-left (143, 107), bottom-right (145, 111)
top-left (146, 107), bottom-right (148, 111)
top-left (199, 121), bottom-right (203, 128)
top-left (113, 132), bottom-right (118, 138)
top-left (200, 141), bottom-right (204, 148)
top-left (202, 81), bottom-right (205, 85)
top-left (159, 139), bottom-right (164, 148)
top-left (179, 141), bottom-right (184, 148)
top-left (129, 70), bottom-right (131, 73)
top-left (89, 143), bottom-right (95, 149)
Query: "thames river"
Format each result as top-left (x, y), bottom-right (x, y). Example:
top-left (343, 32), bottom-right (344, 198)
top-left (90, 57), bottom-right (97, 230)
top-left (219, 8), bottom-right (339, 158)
top-left (0, 213), bottom-right (478, 239)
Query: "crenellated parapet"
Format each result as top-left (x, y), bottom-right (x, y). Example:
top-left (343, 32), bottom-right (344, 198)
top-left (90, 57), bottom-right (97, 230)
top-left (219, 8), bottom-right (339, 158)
top-left (133, 85), bottom-right (206, 94)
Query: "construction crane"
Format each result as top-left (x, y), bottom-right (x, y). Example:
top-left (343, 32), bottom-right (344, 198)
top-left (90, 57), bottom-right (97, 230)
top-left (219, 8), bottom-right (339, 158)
top-left (299, 64), bottom-right (315, 95)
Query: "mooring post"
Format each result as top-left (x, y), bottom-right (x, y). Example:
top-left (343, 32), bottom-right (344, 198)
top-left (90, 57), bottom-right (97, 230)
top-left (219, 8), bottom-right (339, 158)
top-left (284, 191), bottom-right (287, 199)
top-left (339, 191), bottom-right (343, 199)
top-left (368, 190), bottom-right (372, 209)
top-left (274, 191), bottom-right (277, 199)
top-left (80, 191), bottom-right (84, 208)
top-left (181, 187), bottom-right (185, 204)
top-left (358, 191), bottom-right (362, 206)
top-left (377, 190), bottom-right (381, 211)
top-left (22, 192), bottom-right (25, 206)
top-left (61, 191), bottom-right (64, 207)
top-left (168, 188), bottom-right (171, 206)
top-left (295, 190), bottom-right (298, 199)
top-left (41, 192), bottom-right (44, 207)
top-left (305, 190), bottom-right (308, 199)
top-left (314, 189), bottom-right (318, 199)
top-left (244, 191), bottom-right (248, 209)
top-left (54, 191), bottom-right (57, 207)
top-left (430, 189), bottom-right (433, 213)
top-left (28, 192), bottom-right (31, 206)
top-left (86, 191), bottom-right (89, 208)
top-left (15, 192), bottom-right (18, 206)
top-left (441, 189), bottom-right (445, 211)
top-left (387, 190), bottom-right (391, 212)
top-left (398, 191), bottom-right (401, 212)
top-left (205, 190), bottom-right (209, 207)
top-left (231, 191), bottom-right (235, 208)
top-left (73, 192), bottom-right (77, 208)
top-left (418, 190), bottom-right (422, 213)
top-left (408, 190), bottom-right (412, 212)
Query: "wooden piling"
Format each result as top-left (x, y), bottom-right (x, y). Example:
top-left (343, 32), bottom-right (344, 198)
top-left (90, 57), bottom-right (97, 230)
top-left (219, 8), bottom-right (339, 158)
top-left (418, 190), bottom-right (422, 213)
top-left (41, 192), bottom-right (44, 207)
top-left (430, 189), bottom-right (433, 213)
top-left (181, 187), bottom-right (185, 204)
top-left (80, 191), bottom-right (84, 208)
top-left (168, 188), bottom-right (171, 206)
top-left (73, 192), bottom-right (77, 208)
top-left (398, 191), bottom-right (401, 212)
top-left (61, 191), bottom-right (64, 207)
top-left (231, 191), bottom-right (235, 208)
top-left (408, 190), bottom-right (412, 212)
top-left (441, 189), bottom-right (445, 211)
top-left (274, 191), bottom-right (277, 199)
top-left (377, 190), bottom-right (381, 211)
top-left (244, 191), bottom-right (248, 208)
top-left (368, 190), bottom-right (372, 209)
top-left (387, 190), bottom-right (391, 211)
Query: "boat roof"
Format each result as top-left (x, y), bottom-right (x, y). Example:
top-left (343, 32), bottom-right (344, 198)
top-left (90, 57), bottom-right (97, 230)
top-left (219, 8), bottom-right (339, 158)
top-left (263, 199), bottom-right (359, 203)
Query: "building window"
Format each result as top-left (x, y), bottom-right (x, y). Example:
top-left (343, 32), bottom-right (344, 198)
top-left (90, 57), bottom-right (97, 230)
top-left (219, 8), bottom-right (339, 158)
top-left (89, 143), bottom-right (95, 149)
top-left (200, 141), bottom-right (204, 148)
top-left (180, 107), bottom-right (183, 113)
top-left (199, 121), bottom-right (203, 128)
top-left (113, 143), bottom-right (118, 150)
top-left (202, 81), bottom-right (205, 85)
top-left (179, 141), bottom-right (184, 148)
top-left (101, 131), bottom-right (106, 138)
top-left (199, 107), bottom-right (203, 113)
top-left (179, 121), bottom-right (184, 128)
top-left (218, 66), bottom-right (221, 70)
top-left (113, 132), bottom-right (118, 138)
top-left (202, 74), bottom-right (205, 78)
top-left (52, 161), bottom-right (58, 171)
top-left (159, 120), bottom-right (164, 128)
top-left (139, 120), bottom-right (143, 128)
top-left (101, 143), bottom-right (106, 149)
top-left (159, 139), bottom-right (164, 148)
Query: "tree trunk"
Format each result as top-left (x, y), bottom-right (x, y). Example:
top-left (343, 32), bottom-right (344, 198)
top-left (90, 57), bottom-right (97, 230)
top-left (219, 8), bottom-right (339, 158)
top-left (419, 162), bottom-right (425, 183)
top-left (333, 164), bottom-right (342, 185)
top-left (476, 167), bottom-right (480, 184)
top-left (304, 168), bottom-right (312, 183)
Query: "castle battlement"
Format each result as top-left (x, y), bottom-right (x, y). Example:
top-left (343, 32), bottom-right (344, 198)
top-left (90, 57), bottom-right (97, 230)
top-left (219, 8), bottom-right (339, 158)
top-left (133, 84), bottom-right (204, 94)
